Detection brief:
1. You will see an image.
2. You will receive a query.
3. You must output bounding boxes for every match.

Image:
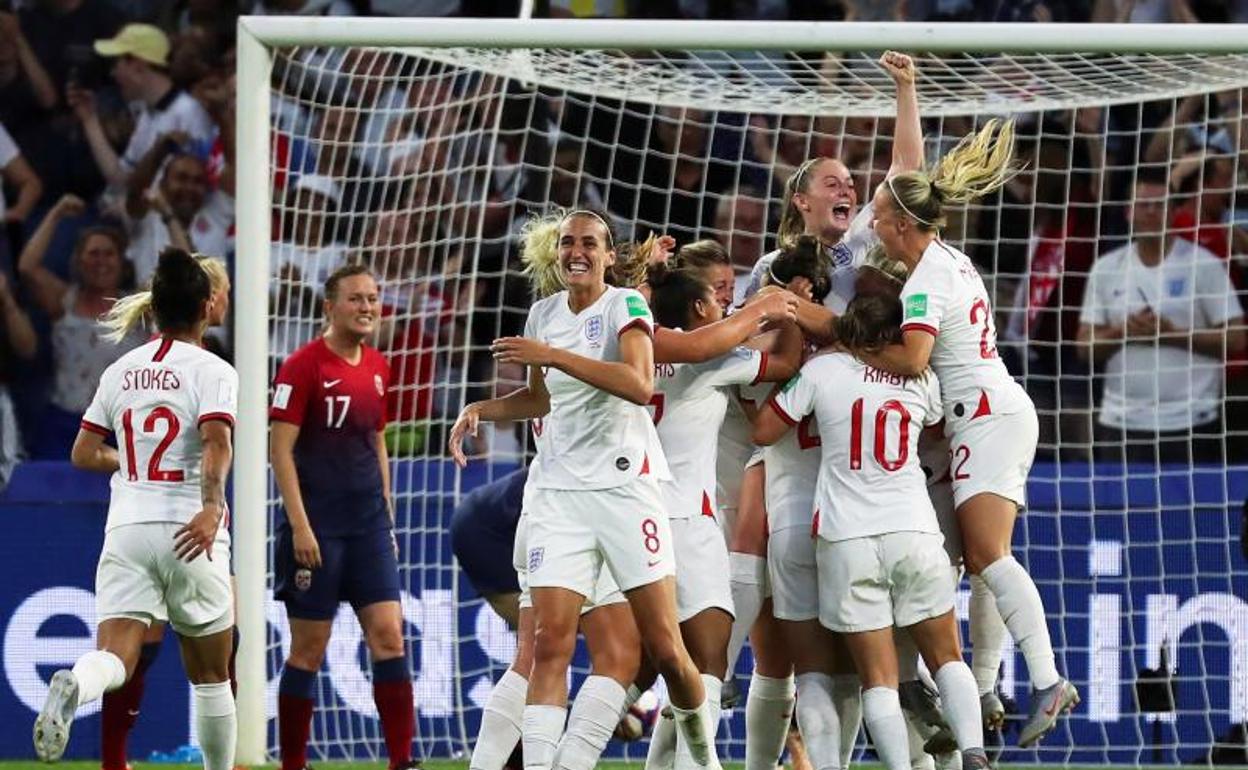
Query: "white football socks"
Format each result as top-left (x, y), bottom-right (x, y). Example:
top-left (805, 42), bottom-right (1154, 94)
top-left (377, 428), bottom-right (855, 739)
top-left (980, 556), bottom-right (1060, 691)
top-left (861, 687), bottom-right (909, 770)
top-left (471, 669), bottom-right (528, 770)
top-left (831, 673), bottom-right (862, 766)
top-left (745, 672), bottom-right (794, 770)
top-left (194, 681), bottom-right (237, 770)
top-left (71, 650), bottom-right (126, 706)
top-left (645, 710), bottom-right (677, 770)
top-left (726, 553), bottom-right (767, 674)
top-left (554, 676), bottom-right (628, 770)
top-left (968, 575), bottom-right (1006, 696)
top-left (932, 662), bottom-right (984, 753)
top-left (522, 704), bottom-right (566, 770)
top-left (794, 672), bottom-right (842, 770)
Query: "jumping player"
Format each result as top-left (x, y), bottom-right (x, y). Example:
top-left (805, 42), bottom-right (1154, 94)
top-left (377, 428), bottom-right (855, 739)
top-left (269, 264), bottom-right (418, 770)
top-left (33, 248), bottom-right (238, 770)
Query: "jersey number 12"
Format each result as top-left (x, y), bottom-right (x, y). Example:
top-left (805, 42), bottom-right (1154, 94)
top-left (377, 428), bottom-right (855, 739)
top-left (121, 407), bottom-right (184, 482)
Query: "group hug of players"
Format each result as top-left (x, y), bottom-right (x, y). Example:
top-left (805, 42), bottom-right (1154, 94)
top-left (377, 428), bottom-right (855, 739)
top-left (449, 51), bottom-right (1079, 770)
top-left (27, 50), bottom-right (1078, 770)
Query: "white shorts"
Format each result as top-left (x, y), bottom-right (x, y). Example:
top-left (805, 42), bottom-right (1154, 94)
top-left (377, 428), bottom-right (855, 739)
top-left (513, 514), bottom-right (623, 612)
top-left (526, 477), bottom-right (675, 596)
top-left (816, 531), bottom-right (953, 634)
top-left (928, 479), bottom-right (961, 564)
top-left (672, 515), bottom-right (734, 623)
top-left (947, 408), bottom-right (1038, 510)
top-left (96, 522), bottom-right (233, 637)
top-left (767, 525), bottom-right (817, 622)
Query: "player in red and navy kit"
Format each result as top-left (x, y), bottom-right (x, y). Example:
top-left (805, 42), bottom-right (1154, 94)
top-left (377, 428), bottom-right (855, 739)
top-left (269, 264), bottom-right (417, 770)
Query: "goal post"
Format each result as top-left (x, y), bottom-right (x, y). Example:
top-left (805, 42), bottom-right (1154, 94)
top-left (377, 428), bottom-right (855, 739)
top-left (233, 17), bottom-right (1248, 766)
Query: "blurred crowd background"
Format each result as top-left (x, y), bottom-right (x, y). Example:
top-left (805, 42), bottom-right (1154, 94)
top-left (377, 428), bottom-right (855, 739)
top-left (0, 0), bottom-right (1246, 489)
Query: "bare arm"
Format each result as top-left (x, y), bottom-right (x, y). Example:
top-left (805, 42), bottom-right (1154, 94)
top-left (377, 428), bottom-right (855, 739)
top-left (1161, 316), bottom-right (1247, 359)
top-left (66, 86), bottom-right (125, 186)
top-left (17, 195), bottom-right (80, 318)
top-left (125, 134), bottom-right (181, 219)
top-left (270, 421), bottom-right (313, 539)
top-left (881, 51), bottom-right (924, 177)
top-left (757, 320), bottom-right (802, 382)
top-left (492, 327), bottom-right (656, 406)
top-left (375, 430), bottom-right (393, 524)
top-left (654, 292), bottom-right (797, 364)
top-left (1076, 321), bottom-right (1125, 364)
top-left (70, 428), bottom-right (119, 472)
top-left (172, 420), bottom-right (232, 562)
top-left (1, 155), bottom-right (41, 224)
top-left (0, 273), bottom-right (36, 359)
top-left (449, 366), bottom-right (551, 467)
top-left (751, 398), bottom-right (795, 446)
top-left (1, 13), bottom-right (55, 109)
top-left (858, 328), bottom-right (936, 378)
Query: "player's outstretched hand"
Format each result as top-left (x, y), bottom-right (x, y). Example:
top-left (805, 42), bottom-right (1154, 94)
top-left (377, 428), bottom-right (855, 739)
top-left (174, 508), bottom-right (221, 562)
top-left (746, 287), bottom-right (800, 323)
top-left (880, 51), bottom-right (916, 86)
top-left (491, 336), bottom-right (555, 367)
top-left (448, 403), bottom-right (481, 468)
top-left (292, 525), bottom-right (322, 569)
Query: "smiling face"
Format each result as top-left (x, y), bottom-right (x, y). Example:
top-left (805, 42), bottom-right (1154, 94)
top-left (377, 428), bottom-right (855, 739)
top-left (795, 158), bottom-right (857, 243)
top-left (325, 273), bottom-right (380, 339)
top-left (696, 262), bottom-right (735, 313)
top-left (77, 233), bottom-right (124, 292)
top-left (557, 214), bottom-right (614, 291)
top-left (870, 184), bottom-right (908, 262)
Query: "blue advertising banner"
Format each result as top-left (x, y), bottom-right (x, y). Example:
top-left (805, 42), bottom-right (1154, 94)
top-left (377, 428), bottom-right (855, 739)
top-left (1, 461), bottom-right (1245, 764)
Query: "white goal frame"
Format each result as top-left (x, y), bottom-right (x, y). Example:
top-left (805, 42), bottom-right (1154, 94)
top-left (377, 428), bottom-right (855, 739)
top-left (232, 17), bottom-right (1248, 763)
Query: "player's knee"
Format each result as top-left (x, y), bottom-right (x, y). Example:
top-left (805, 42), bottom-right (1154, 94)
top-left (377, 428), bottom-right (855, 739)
top-left (962, 546), bottom-right (1003, 576)
top-left (643, 633), bottom-right (687, 680)
top-left (365, 623), bottom-right (405, 660)
top-left (531, 624), bottom-right (576, 671)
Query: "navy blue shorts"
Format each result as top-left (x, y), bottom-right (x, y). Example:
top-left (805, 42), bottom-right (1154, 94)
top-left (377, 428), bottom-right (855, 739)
top-left (274, 526), bottom-right (401, 620)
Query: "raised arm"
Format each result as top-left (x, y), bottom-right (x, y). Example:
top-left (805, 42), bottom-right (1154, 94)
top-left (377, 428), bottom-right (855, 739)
top-left (881, 51), bottom-right (924, 178)
top-left (126, 133), bottom-right (184, 219)
top-left (1, 13), bottom-right (56, 110)
top-left (66, 85), bottom-right (125, 187)
top-left (17, 194), bottom-right (81, 318)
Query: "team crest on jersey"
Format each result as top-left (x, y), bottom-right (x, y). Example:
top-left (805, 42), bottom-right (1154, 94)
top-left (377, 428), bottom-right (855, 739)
top-left (585, 315), bottom-right (603, 344)
top-left (528, 547), bottom-right (544, 572)
top-left (374, 373), bottom-right (385, 397)
top-left (826, 243), bottom-right (853, 268)
top-left (1169, 278), bottom-right (1185, 297)
top-left (295, 568), bottom-right (312, 591)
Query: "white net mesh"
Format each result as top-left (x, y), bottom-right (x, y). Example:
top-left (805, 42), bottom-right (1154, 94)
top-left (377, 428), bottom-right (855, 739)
top-left (258, 41), bottom-right (1248, 765)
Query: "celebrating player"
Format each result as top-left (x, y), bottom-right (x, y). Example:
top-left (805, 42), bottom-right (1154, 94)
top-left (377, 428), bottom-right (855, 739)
top-left (861, 117), bottom-right (1079, 746)
top-left (751, 289), bottom-right (989, 770)
top-left (34, 248), bottom-right (238, 770)
top-left (449, 208), bottom-right (720, 770)
top-left (269, 264), bottom-right (417, 770)
top-left (94, 255), bottom-right (237, 770)
top-left (641, 262), bottom-right (801, 769)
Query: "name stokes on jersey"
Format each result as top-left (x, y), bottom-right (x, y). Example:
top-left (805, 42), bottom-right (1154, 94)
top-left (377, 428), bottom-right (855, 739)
top-left (122, 367), bottom-right (182, 391)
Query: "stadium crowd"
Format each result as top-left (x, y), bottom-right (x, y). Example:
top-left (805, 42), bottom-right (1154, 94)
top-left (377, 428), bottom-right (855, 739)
top-left (0, 0), bottom-right (1245, 489)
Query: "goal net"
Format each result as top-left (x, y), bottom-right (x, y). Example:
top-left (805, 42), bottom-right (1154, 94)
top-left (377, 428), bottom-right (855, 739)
top-left (234, 18), bottom-right (1248, 767)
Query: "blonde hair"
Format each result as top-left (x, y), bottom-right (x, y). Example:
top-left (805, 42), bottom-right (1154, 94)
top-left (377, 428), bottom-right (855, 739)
top-left (99, 255), bottom-right (227, 343)
top-left (884, 118), bottom-right (1019, 232)
top-left (520, 208), bottom-right (644, 298)
top-left (777, 157), bottom-right (834, 250)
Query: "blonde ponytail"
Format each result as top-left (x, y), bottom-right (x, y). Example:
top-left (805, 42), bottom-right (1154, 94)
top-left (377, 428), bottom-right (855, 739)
top-left (519, 210), bottom-right (566, 299)
top-left (196, 255), bottom-right (229, 294)
top-left (99, 291), bottom-right (152, 343)
top-left (885, 119), bottom-right (1020, 231)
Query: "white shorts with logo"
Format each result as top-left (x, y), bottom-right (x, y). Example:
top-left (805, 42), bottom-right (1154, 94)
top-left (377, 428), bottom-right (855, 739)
top-left (96, 522), bottom-right (233, 637)
top-left (768, 525), bottom-right (817, 622)
top-left (513, 513), bottom-right (624, 611)
top-left (816, 531), bottom-right (953, 634)
top-left (526, 476), bottom-right (675, 597)
top-left (947, 407), bottom-right (1038, 510)
top-left (672, 515), bottom-right (734, 623)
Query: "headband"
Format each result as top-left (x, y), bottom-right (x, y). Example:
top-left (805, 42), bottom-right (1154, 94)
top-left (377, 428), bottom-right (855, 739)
top-left (562, 209), bottom-right (615, 249)
top-left (886, 176), bottom-right (939, 228)
top-left (791, 157), bottom-right (820, 192)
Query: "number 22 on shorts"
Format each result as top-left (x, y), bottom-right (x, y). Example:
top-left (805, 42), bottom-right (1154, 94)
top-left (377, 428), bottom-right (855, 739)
top-left (952, 443), bottom-right (972, 481)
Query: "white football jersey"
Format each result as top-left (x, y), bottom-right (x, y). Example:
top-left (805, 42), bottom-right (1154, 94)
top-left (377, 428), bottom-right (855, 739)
top-left (900, 241), bottom-right (1031, 424)
top-left (756, 367), bottom-right (821, 532)
top-left (82, 338), bottom-right (238, 531)
top-left (653, 346), bottom-right (766, 520)
top-left (771, 351), bottom-right (943, 542)
top-left (525, 286), bottom-right (670, 489)
top-left (716, 393), bottom-right (755, 516)
top-left (744, 203), bottom-right (876, 313)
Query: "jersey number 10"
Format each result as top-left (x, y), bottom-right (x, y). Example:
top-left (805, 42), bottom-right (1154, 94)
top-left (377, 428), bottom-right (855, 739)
top-left (121, 407), bottom-right (184, 482)
top-left (848, 398), bottom-right (912, 472)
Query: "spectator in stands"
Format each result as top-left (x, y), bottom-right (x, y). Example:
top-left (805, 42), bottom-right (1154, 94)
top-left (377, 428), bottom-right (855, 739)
top-left (0, 10), bottom-right (58, 135)
top-left (712, 185), bottom-right (769, 297)
top-left (18, 195), bottom-right (143, 459)
top-left (629, 106), bottom-right (732, 244)
top-left (0, 269), bottom-right (36, 490)
top-left (1077, 168), bottom-right (1246, 464)
top-left (70, 24), bottom-right (214, 188)
top-left (0, 121), bottom-right (44, 259)
top-left (124, 142), bottom-right (233, 286)
top-left (271, 173), bottom-right (347, 358)
top-left (252, 0), bottom-right (359, 15)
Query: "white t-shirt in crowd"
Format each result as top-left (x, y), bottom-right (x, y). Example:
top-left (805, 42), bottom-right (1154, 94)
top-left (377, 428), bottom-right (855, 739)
top-left (128, 191), bottom-right (234, 286)
top-left (900, 240), bottom-right (1032, 425)
top-left (525, 286), bottom-right (670, 490)
top-left (120, 90), bottom-right (215, 175)
top-left (744, 203), bottom-right (877, 313)
top-left (82, 338), bottom-right (238, 531)
top-left (770, 351), bottom-right (943, 543)
top-left (1078, 238), bottom-right (1240, 431)
top-left (654, 345), bottom-right (766, 520)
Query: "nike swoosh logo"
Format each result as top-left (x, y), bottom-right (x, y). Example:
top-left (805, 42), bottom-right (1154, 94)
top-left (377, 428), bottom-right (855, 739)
top-left (1043, 692), bottom-right (1062, 717)
top-left (648, 559), bottom-right (661, 567)
top-left (323, 379), bottom-right (341, 388)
